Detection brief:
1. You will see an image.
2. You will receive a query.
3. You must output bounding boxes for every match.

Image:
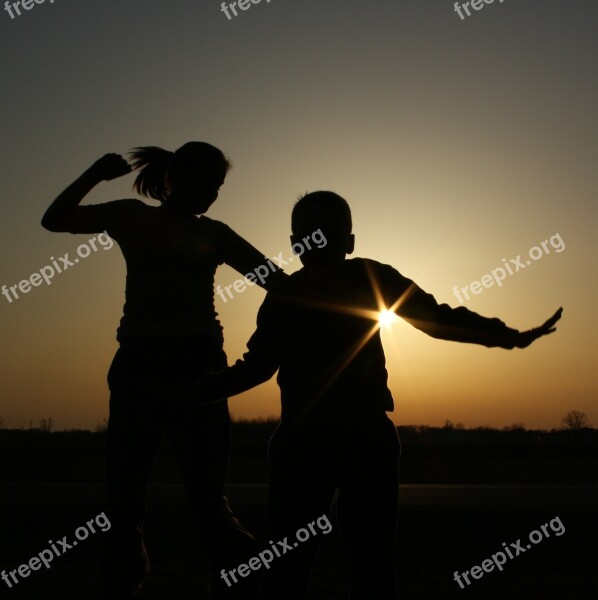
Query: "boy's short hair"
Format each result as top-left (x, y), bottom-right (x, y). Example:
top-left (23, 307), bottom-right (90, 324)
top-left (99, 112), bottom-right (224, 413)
top-left (292, 191), bottom-right (352, 238)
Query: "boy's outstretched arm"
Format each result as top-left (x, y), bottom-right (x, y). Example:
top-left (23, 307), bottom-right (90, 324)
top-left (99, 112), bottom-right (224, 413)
top-left (381, 265), bottom-right (562, 349)
top-left (187, 291), bottom-right (282, 402)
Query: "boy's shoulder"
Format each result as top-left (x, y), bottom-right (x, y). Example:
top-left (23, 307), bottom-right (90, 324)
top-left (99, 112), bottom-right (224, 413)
top-left (348, 256), bottom-right (394, 272)
top-left (197, 214), bottom-right (225, 230)
top-left (277, 257), bottom-right (402, 293)
top-left (289, 257), bottom-right (398, 278)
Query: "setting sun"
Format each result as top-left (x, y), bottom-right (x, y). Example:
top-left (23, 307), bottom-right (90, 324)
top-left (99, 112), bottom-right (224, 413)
top-left (378, 309), bottom-right (398, 328)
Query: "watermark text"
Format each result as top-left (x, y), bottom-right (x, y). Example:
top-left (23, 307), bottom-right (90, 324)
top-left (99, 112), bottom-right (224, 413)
top-left (4, 0), bottom-right (55, 20)
top-left (1, 512), bottom-right (111, 589)
top-left (454, 0), bottom-right (504, 21)
top-left (453, 515), bottom-right (565, 589)
top-left (452, 233), bottom-right (565, 304)
top-left (221, 0), bottom-right (271, 21)
top-left (2, 231), bottom-right (114, 304)
top-left (216, 228), bottom-right (327, 304)
top-left (221, 513), bottom-right (332, 586)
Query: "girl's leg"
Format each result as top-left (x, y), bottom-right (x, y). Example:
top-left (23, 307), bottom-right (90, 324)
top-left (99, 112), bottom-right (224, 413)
top-left (101, 383), bottom-right (164, 597)
top-left (263, 437), bottom-right (336, 600)
top-left (167, 336), bottom-right (259, 599)
top-left (169, 400), bottom-right (259, 599)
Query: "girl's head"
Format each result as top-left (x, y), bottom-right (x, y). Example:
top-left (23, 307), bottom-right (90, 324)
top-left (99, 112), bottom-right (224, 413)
top-left (129, 142), bottom-right (232, 214)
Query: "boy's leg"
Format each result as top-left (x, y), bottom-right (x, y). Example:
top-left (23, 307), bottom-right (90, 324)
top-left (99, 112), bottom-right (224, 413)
top-left (263, 435), bottom-right (336, 600)
top-left (168, 399), bottom-right (260, 599)
top-left (337, 416), bottom-right (400, 600)
top-left (101, 386), bottom-right (164, 598)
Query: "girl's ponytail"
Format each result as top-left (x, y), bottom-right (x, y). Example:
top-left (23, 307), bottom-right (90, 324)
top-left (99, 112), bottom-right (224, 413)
top-left (129, 146), bottom-right (174, 202)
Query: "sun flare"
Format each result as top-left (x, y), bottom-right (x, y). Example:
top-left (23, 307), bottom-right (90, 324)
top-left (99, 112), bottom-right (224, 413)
top-left (378, 309), bottom-right (398, 328)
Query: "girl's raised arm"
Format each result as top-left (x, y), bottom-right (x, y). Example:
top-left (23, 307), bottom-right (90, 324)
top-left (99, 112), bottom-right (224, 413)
top-left (41, 153), bottom-right (131, 232)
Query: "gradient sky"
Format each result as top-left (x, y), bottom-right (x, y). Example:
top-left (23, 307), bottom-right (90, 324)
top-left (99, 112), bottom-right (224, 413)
top-left (1, 0), bottom-right (596, 430)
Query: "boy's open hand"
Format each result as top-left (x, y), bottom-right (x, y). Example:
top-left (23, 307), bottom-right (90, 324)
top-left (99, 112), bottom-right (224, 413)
top-left (89, 153), bottom-right (132, 182)
top-left (513, 307), bottom-right (563, 348)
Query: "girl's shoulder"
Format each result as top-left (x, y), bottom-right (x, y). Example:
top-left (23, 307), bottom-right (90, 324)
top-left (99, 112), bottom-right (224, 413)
top-left (196, 214), bottom-right (238, 239)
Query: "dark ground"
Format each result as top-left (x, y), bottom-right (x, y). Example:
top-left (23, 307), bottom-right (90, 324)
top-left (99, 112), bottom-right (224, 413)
top-left (0, 483), bottom-right (595, 600)
top-left (1, 426), bottom-right (596, 599)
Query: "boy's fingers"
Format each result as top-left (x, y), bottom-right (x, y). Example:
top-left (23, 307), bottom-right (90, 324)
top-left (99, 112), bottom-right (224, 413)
top-left (545, 307), bottom-right (563, 327)
top-left (543, 316), bottom-right (560, 327)
top-left (534, 308), bottom-right (562, 336)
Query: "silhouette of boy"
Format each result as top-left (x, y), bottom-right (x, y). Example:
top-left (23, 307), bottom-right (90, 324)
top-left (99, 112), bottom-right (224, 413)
top-left (188, 191), bottom-right (562, 599)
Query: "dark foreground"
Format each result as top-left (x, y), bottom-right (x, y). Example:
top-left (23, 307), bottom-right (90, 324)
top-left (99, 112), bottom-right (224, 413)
top-left (0, 484), bottom-right (595, 599)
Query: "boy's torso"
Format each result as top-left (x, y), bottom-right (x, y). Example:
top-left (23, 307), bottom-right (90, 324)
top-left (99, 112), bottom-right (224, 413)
top-left (271, 258), bottom-right (400, 428)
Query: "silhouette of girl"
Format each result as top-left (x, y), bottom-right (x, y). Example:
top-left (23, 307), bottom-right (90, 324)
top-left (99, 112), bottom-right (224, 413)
top-left (42, 142), bottom-right (281, 598)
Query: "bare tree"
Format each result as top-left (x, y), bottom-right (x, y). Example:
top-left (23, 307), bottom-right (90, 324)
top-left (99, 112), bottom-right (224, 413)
top-left (503, 423), bottom-right (526, 431)
top-left (39, 418), bottom-right (55, 433)
top-left (0, 416), bottom-right (5, 429)
top-left (561, 410), bottom-right (590, 430)
top-left (95, 419), bottom-right (108, 433)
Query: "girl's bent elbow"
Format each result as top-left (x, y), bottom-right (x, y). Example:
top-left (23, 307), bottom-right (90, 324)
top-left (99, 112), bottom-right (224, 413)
top-left (41, 216), bottom-right (67, 232)
top-left (41, 216), bottom-right (57, 231)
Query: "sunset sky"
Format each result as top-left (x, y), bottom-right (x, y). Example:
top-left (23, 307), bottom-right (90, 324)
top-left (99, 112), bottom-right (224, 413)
top-left (0, 0), bottom-right (596, 430)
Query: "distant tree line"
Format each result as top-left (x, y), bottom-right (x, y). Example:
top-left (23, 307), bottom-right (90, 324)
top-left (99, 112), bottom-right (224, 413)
top-left (0, 411), bottom-right (592, 437)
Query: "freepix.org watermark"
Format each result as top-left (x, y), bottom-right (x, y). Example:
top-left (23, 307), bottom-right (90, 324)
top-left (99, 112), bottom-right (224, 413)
top-left (1, 512), bottom-right (111, 589)
top-left (221, 513), bottom-right (332, 587)
top-left (221, 0), bottom-right (271, 21)
top-left (4, 0), bottom-right (55, 20)
top-left (453, 515), bottom-right (565, 589)
top-left (452, 233), bottom-right (565, 304)
top-left (215, 228), bottom-right (327, 304)
top-left (454, 0), bottom-right (505, 21)
top-left (1, 231), bottom-right (114, 304)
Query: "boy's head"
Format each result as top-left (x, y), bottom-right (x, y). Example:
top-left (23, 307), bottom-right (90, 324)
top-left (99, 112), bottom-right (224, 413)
top-left (291, 191), bottom-right (354, 266)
